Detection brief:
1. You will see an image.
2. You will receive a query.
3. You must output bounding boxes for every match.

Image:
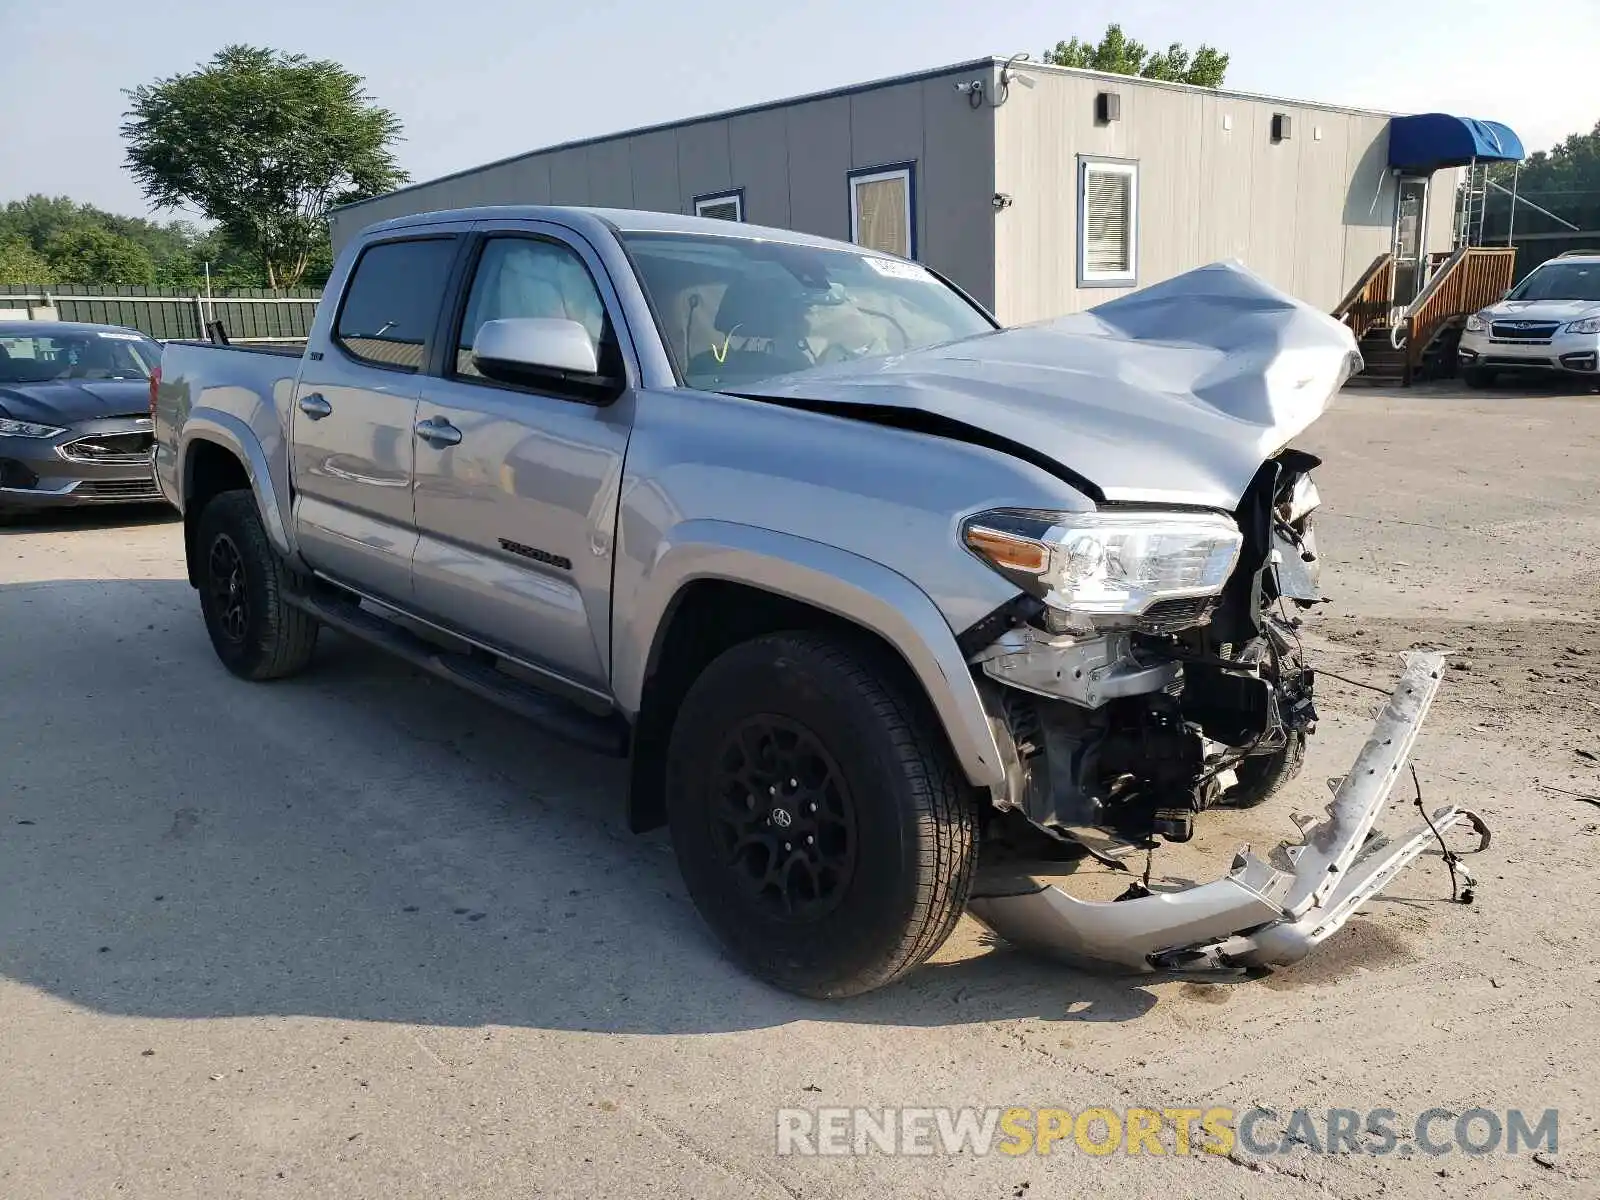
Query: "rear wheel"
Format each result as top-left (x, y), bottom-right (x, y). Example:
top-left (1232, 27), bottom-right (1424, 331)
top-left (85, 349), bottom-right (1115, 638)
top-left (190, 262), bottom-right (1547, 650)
top-left (196, 490), bottom-right (319, 680)
top-left (665, 631), bottom-right (977, 997)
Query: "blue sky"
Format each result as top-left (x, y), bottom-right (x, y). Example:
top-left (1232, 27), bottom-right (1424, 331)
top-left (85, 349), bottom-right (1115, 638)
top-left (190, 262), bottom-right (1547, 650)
top-left (3, 0), bottom-right (1596, 219)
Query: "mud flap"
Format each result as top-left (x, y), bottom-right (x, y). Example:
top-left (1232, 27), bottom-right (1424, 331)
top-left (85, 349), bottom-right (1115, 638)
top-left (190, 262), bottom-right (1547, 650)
top-left (967, 653), bottom-right (1490, 973)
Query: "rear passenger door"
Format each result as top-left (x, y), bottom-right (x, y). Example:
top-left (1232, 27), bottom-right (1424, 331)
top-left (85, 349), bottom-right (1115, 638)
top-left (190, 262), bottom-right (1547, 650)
top-left (410, 223), bottom-right (638, 695)
top-left (291, 232), bottom-right (464, 602)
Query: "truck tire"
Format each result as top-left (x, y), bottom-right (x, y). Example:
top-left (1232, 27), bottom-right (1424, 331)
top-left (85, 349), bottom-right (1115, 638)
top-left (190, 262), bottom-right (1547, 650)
top-left (1221, 732), bottom-right (1306, 809)
top-left (665, 631), bottom-right (977, 998)
top-left (195, 489), bottom-right (319, 680)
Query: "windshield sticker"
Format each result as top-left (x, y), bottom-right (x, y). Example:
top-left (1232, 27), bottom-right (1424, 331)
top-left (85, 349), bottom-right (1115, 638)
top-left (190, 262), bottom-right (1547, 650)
top-left (862, 257), bottom-right (928, 281)
top-left (96, 331), bottom-right (143, 340)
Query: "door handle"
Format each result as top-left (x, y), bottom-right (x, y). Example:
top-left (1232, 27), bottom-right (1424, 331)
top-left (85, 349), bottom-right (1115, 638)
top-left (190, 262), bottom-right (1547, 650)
top-left (414, 416), bottom-right (462, 448)
top-left (298, 393), bottom-right (333, 420)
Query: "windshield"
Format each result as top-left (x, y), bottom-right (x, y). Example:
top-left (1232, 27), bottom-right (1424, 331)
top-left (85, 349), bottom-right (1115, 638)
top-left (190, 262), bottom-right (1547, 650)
top-left (0, 330), bottom-right (160, 384)
top-left (621, 232), bottom-right (995, 390)
top-left (1507, 262), bottom-right (1600, 303)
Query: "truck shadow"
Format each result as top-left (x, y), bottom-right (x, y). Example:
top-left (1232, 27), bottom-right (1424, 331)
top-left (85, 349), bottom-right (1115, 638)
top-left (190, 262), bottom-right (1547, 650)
top-left (0, 502), bottom-right (178, 534)
top-left (0, 576), bottom-right (1159, 1037)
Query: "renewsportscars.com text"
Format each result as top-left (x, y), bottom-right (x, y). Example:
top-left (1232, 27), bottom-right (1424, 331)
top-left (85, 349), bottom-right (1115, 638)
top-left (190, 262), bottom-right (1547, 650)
top-left (775, 1106), bottom-right (1559, 1159)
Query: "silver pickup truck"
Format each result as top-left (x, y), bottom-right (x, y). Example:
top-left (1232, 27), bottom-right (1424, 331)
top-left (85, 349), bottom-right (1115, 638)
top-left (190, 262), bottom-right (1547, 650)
top-left (153, 206), bottom-right (1487, 996)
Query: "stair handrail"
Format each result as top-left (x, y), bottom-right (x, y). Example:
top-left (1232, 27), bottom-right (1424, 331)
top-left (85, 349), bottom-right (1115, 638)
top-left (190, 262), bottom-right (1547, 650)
top-left (1331, 253), bottom-right (1396, 341)
top-left (1398, 245), bottom-right (1518, 368)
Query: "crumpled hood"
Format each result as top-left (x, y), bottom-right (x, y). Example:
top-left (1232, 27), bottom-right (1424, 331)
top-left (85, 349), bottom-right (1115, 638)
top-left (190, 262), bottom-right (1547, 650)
top-left (0, 379), bottom-right (149, 427)
top-left (1481, 298), bottom-right (1600, 323)
top-left (735, 262), bottom-right (1360, 509)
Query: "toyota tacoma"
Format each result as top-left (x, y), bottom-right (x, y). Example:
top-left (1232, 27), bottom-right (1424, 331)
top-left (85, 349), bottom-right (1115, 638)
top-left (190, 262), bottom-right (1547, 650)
top-left (152, 206), bottom-right (1486, 996)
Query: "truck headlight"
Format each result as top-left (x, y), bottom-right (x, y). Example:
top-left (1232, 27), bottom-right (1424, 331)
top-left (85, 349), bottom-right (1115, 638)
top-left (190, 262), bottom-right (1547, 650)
top-left (1564, 317), bottom-right (1600, 335)
top-left (1464, 312), bottom-right (1489, 333)
top-left (0, 417), bottom-right (66, 438)
top-left (963, 509), bottom-right (1243, 624)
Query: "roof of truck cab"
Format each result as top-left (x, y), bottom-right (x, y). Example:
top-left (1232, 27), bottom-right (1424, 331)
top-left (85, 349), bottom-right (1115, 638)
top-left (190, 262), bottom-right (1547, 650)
top-left (358, 206), bottom-right (867, 253)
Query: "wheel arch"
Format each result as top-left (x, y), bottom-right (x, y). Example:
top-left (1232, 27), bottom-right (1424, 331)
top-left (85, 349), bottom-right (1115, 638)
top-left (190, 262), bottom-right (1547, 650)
top-left (617, 521), bottom-right (1005, 833)
top-left (178, 414), bottom-right (294, 586)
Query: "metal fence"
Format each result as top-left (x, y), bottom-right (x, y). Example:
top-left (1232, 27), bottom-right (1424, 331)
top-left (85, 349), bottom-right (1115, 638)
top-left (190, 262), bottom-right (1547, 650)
top-left (0, 282), bottom-right (320, 342)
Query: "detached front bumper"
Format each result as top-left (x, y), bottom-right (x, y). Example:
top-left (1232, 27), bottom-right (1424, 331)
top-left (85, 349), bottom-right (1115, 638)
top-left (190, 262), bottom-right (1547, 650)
top-left (968, 653), bottom-right (1489, 973)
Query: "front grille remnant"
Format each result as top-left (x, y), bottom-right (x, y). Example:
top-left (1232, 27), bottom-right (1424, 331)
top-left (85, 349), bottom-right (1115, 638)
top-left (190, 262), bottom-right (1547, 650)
top-left (57, 432), bottom-right (154, 464)
top-left (1136, 595), bottom-right (1216, 632)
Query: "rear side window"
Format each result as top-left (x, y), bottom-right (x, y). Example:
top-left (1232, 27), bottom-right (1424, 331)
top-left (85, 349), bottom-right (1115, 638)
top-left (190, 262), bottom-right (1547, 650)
top-left (334, 238), bottom-right (458, 370)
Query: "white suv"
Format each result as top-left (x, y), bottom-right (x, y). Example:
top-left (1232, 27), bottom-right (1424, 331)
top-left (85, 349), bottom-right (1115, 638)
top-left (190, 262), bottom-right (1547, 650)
top-left (1457, 254), bottom-right (1600, 388)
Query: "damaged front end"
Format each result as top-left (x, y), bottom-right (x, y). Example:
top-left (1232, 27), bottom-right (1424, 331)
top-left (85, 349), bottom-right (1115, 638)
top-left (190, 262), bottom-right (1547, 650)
top-left (960, 455), bottom-right (1489, 974)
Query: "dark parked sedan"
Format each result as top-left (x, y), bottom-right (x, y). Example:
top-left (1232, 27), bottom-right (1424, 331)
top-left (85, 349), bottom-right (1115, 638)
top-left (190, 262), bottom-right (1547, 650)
top-left (0, 321), bottom-right (167, 511)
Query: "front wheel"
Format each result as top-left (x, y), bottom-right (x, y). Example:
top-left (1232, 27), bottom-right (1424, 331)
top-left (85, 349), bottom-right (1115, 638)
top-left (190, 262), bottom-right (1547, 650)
top-left (196, 490), bottom-right (319, 680)
top-left (1462, 367), bottom-right (1496, 389)
top-left (665, 631), bottom-right (977, 997)
top-left (1221, 733), bottom-right (1306, 809)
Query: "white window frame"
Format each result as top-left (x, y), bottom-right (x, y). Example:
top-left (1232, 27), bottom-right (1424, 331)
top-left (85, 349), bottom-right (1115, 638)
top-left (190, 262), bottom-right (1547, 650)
top-left (848, 164), bottom-right (916, 259)
top-left (1077, 157), bottom-right (1139, 287)
top-left (693, 189), bottom-right (744, 222)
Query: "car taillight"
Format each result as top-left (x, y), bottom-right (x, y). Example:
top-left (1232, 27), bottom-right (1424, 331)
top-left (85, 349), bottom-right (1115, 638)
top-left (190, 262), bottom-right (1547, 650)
top-left (148, 365), bottom-right (161, 419)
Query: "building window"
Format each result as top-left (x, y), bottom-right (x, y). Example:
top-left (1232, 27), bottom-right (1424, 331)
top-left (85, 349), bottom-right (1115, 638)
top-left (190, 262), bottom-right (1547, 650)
top-left (694, 189), bottom-right (744, 222)
top-left (849, 164), bottom-right (915, 259)
top-left (1078, 158), bottom-right (1138, 286)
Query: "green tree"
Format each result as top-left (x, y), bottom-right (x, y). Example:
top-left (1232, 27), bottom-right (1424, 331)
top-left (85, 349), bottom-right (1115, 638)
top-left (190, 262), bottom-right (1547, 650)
top-left (1491, 120), bottom-right (1600, 190)
top-left (122, 45), bottom-right (406, 289)
top-left (43, 227), bottom-right (155, 285)
top-left (1044, 24), bottom-right (1229, 88)
top-left (0, 194), bottom-right (213, 286)
top-left (0, 236), bottom-right (56, 284)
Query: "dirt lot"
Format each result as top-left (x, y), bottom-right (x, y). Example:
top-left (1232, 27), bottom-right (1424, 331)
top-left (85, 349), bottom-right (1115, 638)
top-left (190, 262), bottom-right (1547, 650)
top-left (1, 383), bottom-right (1596, 1199)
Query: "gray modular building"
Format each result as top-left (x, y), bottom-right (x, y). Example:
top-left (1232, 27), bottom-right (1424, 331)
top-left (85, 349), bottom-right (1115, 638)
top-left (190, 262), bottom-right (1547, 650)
top-left (331, 56), bottom-right (1523, 325)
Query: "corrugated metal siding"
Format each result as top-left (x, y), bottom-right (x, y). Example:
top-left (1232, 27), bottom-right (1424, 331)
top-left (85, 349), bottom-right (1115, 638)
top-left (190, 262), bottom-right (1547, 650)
top-left (1340, 124), bottom-right (1398, 289)
top-left (784, 96), bottom-right (851, 239)
top-left (729, 108), bottom-right (790, 226)
top-left (994, 69), bottom-right (1401, 322)
top-left (326, 68), bottom-right (996, 309)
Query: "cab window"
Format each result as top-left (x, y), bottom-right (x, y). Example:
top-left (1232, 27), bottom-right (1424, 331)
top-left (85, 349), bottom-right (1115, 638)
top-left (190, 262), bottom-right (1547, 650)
top-left (454, 237), bottom-right (615, 380)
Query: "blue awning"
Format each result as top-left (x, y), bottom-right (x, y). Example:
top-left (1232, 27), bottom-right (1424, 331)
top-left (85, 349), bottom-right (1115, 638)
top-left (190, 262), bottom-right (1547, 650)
top-left (1388, 113), bottom-right (1524, 173)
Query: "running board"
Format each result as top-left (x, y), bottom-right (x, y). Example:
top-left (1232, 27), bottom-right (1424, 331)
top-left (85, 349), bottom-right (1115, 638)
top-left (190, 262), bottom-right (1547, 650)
top-left (288, 590), bottom-right (629, 758)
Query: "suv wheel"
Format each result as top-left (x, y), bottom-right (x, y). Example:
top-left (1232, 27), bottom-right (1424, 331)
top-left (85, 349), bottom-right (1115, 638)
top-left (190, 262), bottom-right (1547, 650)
top-left (665, 631), bottom-right (977, 997)
top-left (1462, 367), bottom-right (1496, 389)
top-left (196, 490), bottom-right (319, 680)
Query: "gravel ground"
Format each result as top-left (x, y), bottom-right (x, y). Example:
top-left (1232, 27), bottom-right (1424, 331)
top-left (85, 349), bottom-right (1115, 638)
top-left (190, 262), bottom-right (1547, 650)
top-left (1, 382), bottom-right (1595, 1199)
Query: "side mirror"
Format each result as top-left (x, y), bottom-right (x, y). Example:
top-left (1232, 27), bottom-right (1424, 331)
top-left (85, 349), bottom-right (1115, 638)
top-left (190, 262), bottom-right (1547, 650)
top-left (471, 318), bottom-right (618, 398)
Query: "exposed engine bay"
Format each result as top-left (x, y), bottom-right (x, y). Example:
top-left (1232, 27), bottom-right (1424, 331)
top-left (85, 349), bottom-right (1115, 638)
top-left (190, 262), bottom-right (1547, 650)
top-left (972, 449), bottom-right (1327, 855)
top-left (962, 449), bottom-right (1490, 975)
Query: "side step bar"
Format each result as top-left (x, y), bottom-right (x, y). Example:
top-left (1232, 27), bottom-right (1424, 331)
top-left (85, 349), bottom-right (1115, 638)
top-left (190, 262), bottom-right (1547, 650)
top-left (287, 590), bottom-right (629, 758)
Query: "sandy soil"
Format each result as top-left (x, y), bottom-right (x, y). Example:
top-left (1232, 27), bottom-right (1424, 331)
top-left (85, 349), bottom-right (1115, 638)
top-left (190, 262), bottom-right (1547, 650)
top-left (1, 382), bottom-right (1595, 1199)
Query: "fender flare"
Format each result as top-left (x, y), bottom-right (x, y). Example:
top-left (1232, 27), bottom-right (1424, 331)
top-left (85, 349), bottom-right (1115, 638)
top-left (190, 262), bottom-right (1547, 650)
top-left (613, 519), bottom-right (1006, 789)
top-left (179, 409), bottom-right (297, 561)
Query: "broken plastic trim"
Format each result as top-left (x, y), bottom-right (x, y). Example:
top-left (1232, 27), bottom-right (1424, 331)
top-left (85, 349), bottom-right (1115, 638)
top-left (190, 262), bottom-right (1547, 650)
top-left (966, 652), bottom-right (1490, 973)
